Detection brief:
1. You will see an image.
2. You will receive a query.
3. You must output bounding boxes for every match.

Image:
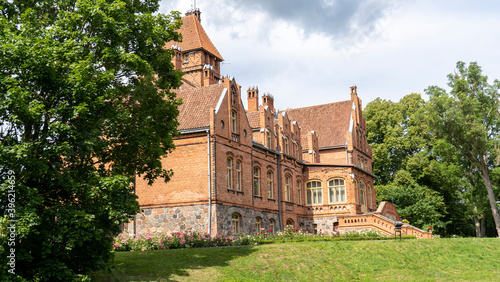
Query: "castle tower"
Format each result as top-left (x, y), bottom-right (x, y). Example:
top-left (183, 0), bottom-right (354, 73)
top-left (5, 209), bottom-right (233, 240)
top-left (167, 9), bottom-right (224, 88)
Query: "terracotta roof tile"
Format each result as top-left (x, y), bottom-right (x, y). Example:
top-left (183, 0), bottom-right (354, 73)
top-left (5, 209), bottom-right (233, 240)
top-left (285, 100), bottom-right (353, 148)
top-left (167, 14), bottom-right (223, 60)
top-left (174, 84), bottom-right (225, 130)
top-left (246, 111), bottom-right (260, 129)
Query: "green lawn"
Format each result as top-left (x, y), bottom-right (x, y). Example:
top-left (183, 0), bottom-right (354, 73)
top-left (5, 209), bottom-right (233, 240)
top-left (91, 238), bottom-right (500, 281)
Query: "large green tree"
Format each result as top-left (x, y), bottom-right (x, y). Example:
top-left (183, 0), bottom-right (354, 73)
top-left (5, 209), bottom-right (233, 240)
top-left (366, 94), bottom-right (473, 236)
top-left (0, 1), bottom-right (182, 280)
top-left (425, 61), bottom-right (500, 237)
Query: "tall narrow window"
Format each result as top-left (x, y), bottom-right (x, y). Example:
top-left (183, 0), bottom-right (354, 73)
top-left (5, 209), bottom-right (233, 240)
top-left (253, 166), bottom-right (261, 196)
top-left (367, 186), bottom-right (373, 208)
top-left (266, 130), bottom-right (272, 148)
top-left (328, 179), bottom-right (346, 203)
top-left (360, 181), bottom-right (366, 205)
top-left (269, 218), bottom-right (275, 233)
top-left (306, 181), bottom-right (323, 205)
top-left (267, 170), bottom-right (274, 198)
top-left (297, 180), bottom-right (302, 205)
top-left (236, 160), bottom-right (242, 191)
top-left (231, 110), bottom-right (237, 133)
top-left (285, 137), bottom-right (290, 155)
top-left (284, 175), bottom-right (291, 202)
top-left (227, 157), bottom-right (233, 190)
top-left (231, 213), bottom-right (240, 234)
top-left (354, 180), bottom-right (359, 204)
top-left (256, 217), bottom-right (262, 232)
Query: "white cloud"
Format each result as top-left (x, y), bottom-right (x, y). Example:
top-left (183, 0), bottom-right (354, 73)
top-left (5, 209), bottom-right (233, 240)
top-left (160, 0), bottom-right (500, 110)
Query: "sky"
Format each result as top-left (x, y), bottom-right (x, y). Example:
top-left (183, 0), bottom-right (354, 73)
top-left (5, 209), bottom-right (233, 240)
top-left (159, 0), bottom-right (500, 111)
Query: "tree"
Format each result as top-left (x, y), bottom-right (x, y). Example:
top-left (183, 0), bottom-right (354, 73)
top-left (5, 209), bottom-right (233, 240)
top-left (0, 1), bottom-right (182, 280)
top-left (366, 94), bottom-right (473, 235)
top-left (425, 61), bottom-right (500, 237)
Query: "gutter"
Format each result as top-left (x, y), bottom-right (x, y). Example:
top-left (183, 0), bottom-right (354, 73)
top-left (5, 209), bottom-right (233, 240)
top-left (179, 126), bottom-right (210, 134)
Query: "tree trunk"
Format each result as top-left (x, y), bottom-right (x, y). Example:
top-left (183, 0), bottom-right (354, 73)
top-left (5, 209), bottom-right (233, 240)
top-left (478, 164), bottom-right (500, 237)
top-left (480, 217), bottom-right (486, 238)
top-left (474, 216), bottom-right (481, 237)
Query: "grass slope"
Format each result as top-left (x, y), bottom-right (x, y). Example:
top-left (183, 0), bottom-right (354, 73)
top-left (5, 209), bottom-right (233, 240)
top-left (91, 238), bottom-right (500, 281)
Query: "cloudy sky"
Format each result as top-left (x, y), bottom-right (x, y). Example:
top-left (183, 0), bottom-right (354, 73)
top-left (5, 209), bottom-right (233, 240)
top-left (159, 0), bottom-right (500, 110)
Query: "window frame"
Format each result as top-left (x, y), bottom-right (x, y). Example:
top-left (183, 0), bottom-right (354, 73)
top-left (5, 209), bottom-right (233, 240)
top-left (284, 174), bottom-right (291, 202)
top-left (297, 179), bottom-right (302, 205)
top-left (328, 178), bottom-right (346, 204)
top-left (231, 110), bottom-right (237, 134)
top-left (236, 160), bottom-right (242, 191)
top-left (253, 166), bottom-right (261, 196)
top-left (306, 180), bottom-right (323, 205)
top-left (231, 213), bottom-right (240, 234)
top-left (227, 157), bottom-right (233, 190)
top-left (267, 170), bottom-right (274, 199)
top-left (256, 217), bottom-right (262, 232)
top-left (360, 181), bottom-right (366, 205)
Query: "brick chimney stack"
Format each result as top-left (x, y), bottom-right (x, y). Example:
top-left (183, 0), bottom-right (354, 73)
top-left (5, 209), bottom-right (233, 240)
top-left (262, 93), bottom-right (275, 113)
top-left (247, 86), bottom-right (259, 112)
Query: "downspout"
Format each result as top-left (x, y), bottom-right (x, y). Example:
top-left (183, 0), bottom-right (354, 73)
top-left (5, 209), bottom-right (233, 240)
top-left (207, 129), bottom-right (212, 235)
top-left (346, 142), bottom-right (349, 164)
top-left (277, 152), bottom-right (283, 231)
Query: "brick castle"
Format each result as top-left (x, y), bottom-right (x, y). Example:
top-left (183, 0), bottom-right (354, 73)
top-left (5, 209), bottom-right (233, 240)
top-left (124, 9), bottom-right (431, 238)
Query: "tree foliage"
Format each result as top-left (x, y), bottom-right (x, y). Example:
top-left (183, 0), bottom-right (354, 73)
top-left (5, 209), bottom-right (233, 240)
top-left (366, 94), bottom-right (472, 236)
top-left (0, 1), bottom-right (182, 280)
top-left (425, 61), bottom-right (500, 237)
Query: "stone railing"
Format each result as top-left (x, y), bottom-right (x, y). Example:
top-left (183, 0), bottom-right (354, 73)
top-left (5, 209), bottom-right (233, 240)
top-left (338, 213), bottom-right (432, 239)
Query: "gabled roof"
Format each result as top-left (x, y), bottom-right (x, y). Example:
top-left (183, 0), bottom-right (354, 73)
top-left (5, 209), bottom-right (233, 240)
top-left (168, 13), bottom-right (224, 61)
top-left (246, 111), bottom-right (260, 129)
top-left (174, 84), bottom-right (226, 131)
top-left (285, 100), bottom-right (353, 148)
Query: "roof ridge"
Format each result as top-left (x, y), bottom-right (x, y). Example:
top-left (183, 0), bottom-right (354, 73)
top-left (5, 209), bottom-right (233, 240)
top-left (286, 99), bottom-right (352, 112)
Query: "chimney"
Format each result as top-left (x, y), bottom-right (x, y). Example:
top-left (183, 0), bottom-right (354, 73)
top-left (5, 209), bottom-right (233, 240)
top-left (247, 86), bottom-right (259, 112)
top-left (262, 93), bottom-right (275, 113)
top-left (186, 8), bottom-right (201, 22)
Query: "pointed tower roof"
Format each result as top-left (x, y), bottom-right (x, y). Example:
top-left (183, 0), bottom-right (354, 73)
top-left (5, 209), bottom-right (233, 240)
top-left (168, 10), bottom-right (224, 61)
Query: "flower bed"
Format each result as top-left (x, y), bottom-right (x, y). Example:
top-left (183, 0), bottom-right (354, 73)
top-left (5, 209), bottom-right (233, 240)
top-left (113, 227), bottom-right (417, 252)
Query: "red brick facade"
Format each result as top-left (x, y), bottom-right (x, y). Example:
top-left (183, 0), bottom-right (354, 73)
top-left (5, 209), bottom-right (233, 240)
top-left (123, 9), bottom-right (431, 238)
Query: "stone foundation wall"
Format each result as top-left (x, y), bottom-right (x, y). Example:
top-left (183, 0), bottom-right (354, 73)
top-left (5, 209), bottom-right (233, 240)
top-left (215, 204), bottom-right (279, 237)
top-left (124, 204), bottom-right (210, 235)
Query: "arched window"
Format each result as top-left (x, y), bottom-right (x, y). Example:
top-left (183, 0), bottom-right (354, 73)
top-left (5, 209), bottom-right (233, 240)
top-left (267, 170), bottom-right (274, 199)
top-left (269, 218), bottom-right (275, 233)
top-left (360, 181), bottom-right (366, 205)
top-left (236, 160), bottom-right (242, 191)
top-left (253, 166), bottom-right (261, 196)
top-left (256, 217), bottom-right (262, 232)
top-left (286, 218), bottom-right (294, 228)
top-left (299, 222), bottom-right (305, 230)
top-left (328, 178), bottom-right (346, 203)
top-left (306, 180), bottom-right (323, 205)
top-left (284, 174), bottom-right (291, 202)
top-left (227, 157), bottom-right (233, 190)
top-left (231, 213), bottom-right (241, 234)
top-left (231, 110), bottom-right (237, 133)
top-left (297, 180), bottom-right (302, 205)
